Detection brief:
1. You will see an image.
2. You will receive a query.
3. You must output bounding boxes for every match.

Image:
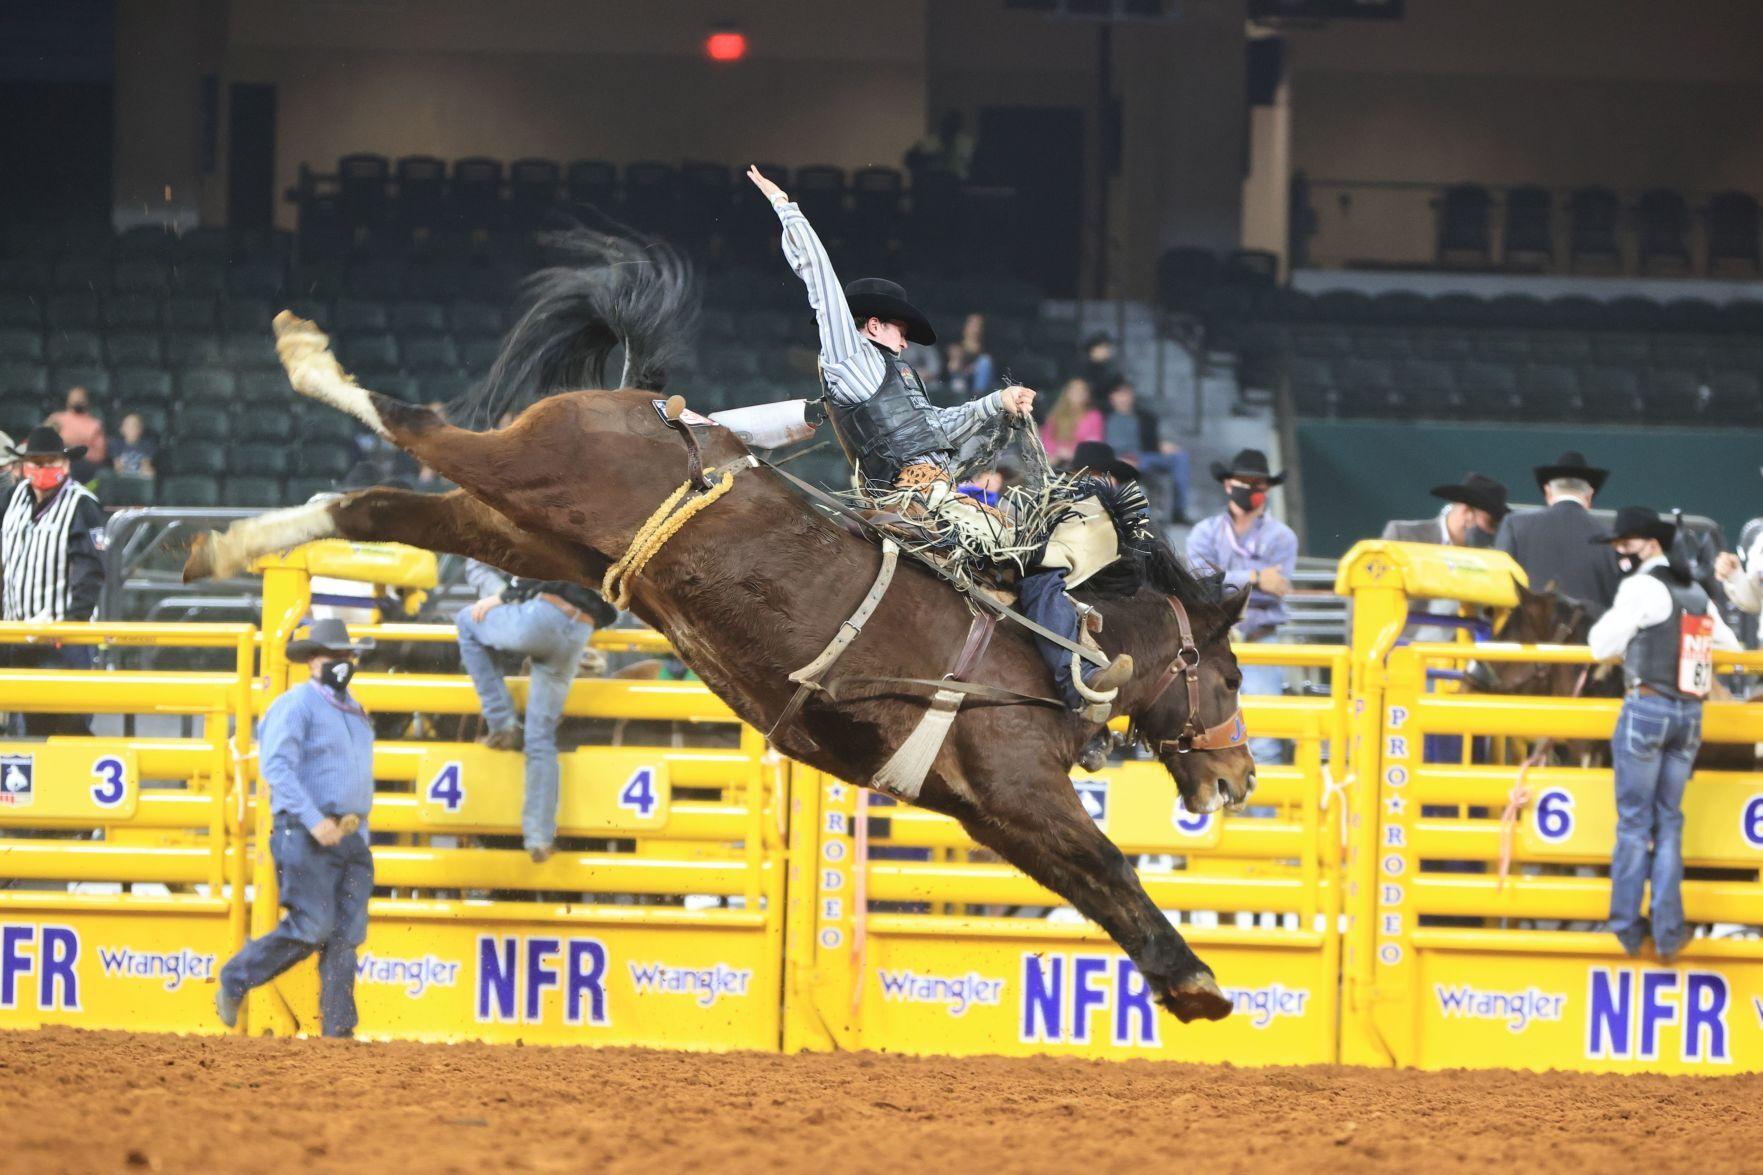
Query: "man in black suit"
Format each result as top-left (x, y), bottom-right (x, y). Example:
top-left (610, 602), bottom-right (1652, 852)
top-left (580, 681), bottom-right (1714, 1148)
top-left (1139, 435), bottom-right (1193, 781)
top-left (1493, 450), bottom-right (1622, 616)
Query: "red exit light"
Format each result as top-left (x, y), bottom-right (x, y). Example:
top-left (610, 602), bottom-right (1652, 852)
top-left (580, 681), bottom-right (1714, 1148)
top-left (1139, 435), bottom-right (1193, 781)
top-left (706, 31), bottom-right (746, 61)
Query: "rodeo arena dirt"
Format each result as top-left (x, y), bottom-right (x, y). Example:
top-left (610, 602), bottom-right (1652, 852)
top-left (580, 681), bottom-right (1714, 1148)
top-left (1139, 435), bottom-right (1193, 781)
top-left (8, 2), bottom-right (1763, 1171)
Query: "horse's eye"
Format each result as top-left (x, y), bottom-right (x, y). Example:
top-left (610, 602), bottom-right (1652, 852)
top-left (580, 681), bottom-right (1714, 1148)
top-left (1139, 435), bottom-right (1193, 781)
top-left (1225, 675), bottom-right (1242, 692)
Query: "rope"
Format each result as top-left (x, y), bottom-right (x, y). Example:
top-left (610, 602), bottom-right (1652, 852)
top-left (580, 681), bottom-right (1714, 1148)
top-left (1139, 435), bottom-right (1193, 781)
top-left (1496, 665), bottom-right (1590, 888)
top-left (601, 460), bottom-right (746, 610)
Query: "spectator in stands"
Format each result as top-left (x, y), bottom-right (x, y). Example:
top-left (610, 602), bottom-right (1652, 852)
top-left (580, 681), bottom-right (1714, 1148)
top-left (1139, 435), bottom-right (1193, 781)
top-left (1068, 440), bottom-right (1142, 488)
top-left (1, 428), bottom-right (106, 736)
top-left (1186, 449), bottom-right (1297, 766)
top-left (1587, 507), bottom-right (1740, 962)
top-left (45, 387), bottom-right (105, 482)
top-left (1040, 378), bottom-right (1103, 463)
top-left (108, 413), bottom-right (156, 480)
top-left (1102, 381), bottom-right (1190, 524)
top-left (1079, 333), bottom-right (1121, 398)
top-left (456, 576), bottom-right (619, 863)
top-left (0, 432), bottom-right (17, 487)
top-left (1494, 451), bottom-right (1622, 617)
top-left (1715, 540), bottom-right (1762, 619)
top-left (215, 618), bottom-right (375, 1038)
top-left (952, 314), bottom-right (995, 394)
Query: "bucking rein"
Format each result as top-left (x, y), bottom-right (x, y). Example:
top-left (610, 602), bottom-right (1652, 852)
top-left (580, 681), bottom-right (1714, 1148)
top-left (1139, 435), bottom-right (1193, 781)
top-left (628, 396), bottom-right (1244, 800)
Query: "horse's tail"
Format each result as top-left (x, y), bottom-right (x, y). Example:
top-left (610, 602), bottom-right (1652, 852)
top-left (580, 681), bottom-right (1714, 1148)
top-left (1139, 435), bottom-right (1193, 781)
top-left (462, 227), bottom-right (700, 426)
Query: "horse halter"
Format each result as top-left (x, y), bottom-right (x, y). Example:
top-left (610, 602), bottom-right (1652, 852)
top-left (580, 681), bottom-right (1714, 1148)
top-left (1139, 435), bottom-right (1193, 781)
top-left (1140, 596), bottom-right (1249, 755)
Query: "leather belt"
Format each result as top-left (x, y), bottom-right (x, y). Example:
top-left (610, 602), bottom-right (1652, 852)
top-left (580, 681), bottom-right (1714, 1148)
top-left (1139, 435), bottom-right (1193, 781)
top-left (537, 592), bottom-right (587, 624)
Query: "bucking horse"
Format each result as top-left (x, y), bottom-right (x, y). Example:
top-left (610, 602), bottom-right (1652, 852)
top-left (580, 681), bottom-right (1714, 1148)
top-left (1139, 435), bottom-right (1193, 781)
top-left (184, 231), bottom-right (1255, 1023)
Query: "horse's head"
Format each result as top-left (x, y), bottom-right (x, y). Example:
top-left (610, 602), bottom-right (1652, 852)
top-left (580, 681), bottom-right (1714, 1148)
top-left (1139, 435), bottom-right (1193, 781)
top-left (1475, 580), bottom-right (1589, 693)
top-left (1126, 587), bottom-right (1257, 814)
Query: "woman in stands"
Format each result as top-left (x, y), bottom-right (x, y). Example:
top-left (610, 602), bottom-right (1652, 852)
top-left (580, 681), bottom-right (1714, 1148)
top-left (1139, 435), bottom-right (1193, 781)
top-left (1039, 377), bottom-right (1103, 463)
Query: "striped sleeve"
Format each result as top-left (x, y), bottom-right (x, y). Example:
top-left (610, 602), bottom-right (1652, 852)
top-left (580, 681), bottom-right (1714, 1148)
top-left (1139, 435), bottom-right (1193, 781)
top-left (773, 201), bottom-right (886, 407)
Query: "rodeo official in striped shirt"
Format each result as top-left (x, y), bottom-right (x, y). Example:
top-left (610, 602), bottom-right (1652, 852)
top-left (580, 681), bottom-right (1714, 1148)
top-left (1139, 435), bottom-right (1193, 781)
top-left (1, 427), bottom-right (106, 736)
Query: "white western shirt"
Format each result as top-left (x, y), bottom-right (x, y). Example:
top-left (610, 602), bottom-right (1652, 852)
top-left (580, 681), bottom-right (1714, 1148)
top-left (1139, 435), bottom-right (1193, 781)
top-left (1587, 555), bottom-right (1741, 663)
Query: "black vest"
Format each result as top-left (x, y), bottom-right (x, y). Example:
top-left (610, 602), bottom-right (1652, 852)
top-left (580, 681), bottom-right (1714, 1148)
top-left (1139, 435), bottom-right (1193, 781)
top-left (825, 346), bottom-right (953, 487)
top-left (1623, 566), bottom-right (1711, 700)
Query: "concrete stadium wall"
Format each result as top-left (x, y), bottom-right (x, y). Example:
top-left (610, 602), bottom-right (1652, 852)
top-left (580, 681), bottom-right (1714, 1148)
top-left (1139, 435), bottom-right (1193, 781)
top-left (1293, 419), bottom-right (1763, 557)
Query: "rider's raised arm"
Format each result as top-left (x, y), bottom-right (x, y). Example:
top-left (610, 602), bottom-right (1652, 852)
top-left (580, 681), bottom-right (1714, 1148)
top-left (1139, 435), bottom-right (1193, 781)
top-left (934, 391), bottom-right (1008, 470)
top-left (762, 190), bottom-right (885, 407)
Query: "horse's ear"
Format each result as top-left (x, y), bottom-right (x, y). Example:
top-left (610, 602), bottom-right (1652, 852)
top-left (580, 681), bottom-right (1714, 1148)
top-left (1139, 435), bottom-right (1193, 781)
top-left (1225, 587), bottom-right (1250, 623)
top-left (1541, 578), bottom-right (1559, 596)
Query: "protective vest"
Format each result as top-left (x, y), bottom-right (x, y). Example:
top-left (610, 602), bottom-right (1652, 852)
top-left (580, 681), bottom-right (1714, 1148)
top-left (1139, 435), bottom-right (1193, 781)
top-left (1, 479), bottom-right (101, 622)
top-left (824, 346), bottom-right (953, 487)
top-left (1623, 566), bottom-right (1714, 701)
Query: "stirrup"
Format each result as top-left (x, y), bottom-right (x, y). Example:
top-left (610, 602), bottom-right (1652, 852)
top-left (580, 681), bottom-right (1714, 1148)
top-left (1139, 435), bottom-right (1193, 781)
top-left (1073, 652), bottom-right (1134, 703)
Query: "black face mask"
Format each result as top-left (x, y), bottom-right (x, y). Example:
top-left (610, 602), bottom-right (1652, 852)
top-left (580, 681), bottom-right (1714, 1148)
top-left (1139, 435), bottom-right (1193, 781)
top-left (1464, 525), bottom-right (1495, 549)
top-left (1228, 485), bottom-right (1266, 513)
top-left (320, 660), bottom-right (355, 691)
top-left (1616, 553), bottom-right (1641, 577)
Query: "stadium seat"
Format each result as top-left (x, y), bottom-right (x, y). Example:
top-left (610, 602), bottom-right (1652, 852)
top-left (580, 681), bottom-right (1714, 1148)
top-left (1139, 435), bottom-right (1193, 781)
top-left (458, 337), bottom-right (502, 373)
top-left (1476, 330), bottom-right (1529, 362)
top-left (1642, 367), bottom-right (1704, 421)
top-left (339, 153), bottom-right (392, 229)
top-left (111, 366), bottom-right (174, 408)
top-left (176, 226), bottom-right (231, 261)
top-left (1502, 186), bottom-right (1553, 267)
top-left (1637, 189), bottom-right (1691, 273)
top-left (131, 405), bottom-right (170, 437)
top-left (1606, 296), bottom-right (1663, 331)
top-left (115, 225), bottom-right (175, 260)
top-left (221, 298), bottom-right (277, 335)
top-left (301, 412), bottom-right (361, 446)
top-left (1156, 247), bottom-right (1221, 310)
top-left (339, 332), bottom-right (399, 371)
top-left (0, 362), bottom-right (48, 398)
top-left (452, 157), bottom-right (505, 230)
top-left (45, 291), bottom-right (101, 329)
top-left (53, 257), bottom-right (107, 289)
top-left (1395, 358), bottom-right (1459, 417)
top-left (1716, 299), bottom-right (1763, 333)
top-left (1431, 293), bottom-right (1493, 327)
top-left (1705, 370), bottom-right (1763, 424)
top-left (104, 294), bottom-right (161, 331)
top-left (1660, 298), bottom-right (1720, 332)
top-left (162, 438), bottom-right (228, 475)
top-left (1568, 188), bottom-right (1621, 271)
top-left (793, 166), bottom-right (847, 240)
top-left (395, 155), bottom-right (448, 233)
top-left (1436, 185), bottom-right (1492, 266)
top-left (0, 399), bottom-right (41, 436)
top-left (1649, 337), bottom-right (1710, 370)
top-left (59, 222), bottom-right (113, 259)
top-left (177, 368), bottom-right (238, 404)
top-left (345, 260), bottom-right (405, 299)
top-left (157, 475), bottom-right (220, 506)
top-left (1591, 333), bottom-right (1649, 366)
top-left (46, 329), bottom-right (103, 365)
top-left (1527, 330), bottom-right (1593, 364)
top-left (294, 193), bottom-right (353, 265)
top-left (1708, 191), bottom-right (1760, 275)
top-left (1410, 330), bottom-right (1472, 361)
top-left (389, 300), bottom-right (446, 336)
top-left (1579, 366), bottom-right (1644, 420)
top-left (621, 161), bottom-right (679, 235)
top-left (283, 476), bottom-right (338, 503)
top-left (170, 407), bottom-right (231, 443)
top-left (111, 260), bottom-right (169, 294)
top-left (0, 328), bottom-right (43, 361)
top-left (227, 442), bottom-right (292, 477)
top-left (104, 332), bottom-right (162, 367)
top-left (852, 166), bottom-right (904, 237)
top-left (223, 333), bottom-right (280, 371)
top-left (1487, 293), bottom-right (1547, 327)
top-left (1518, 362), bottom-right (1581, 420)
top-left (1454, 361), bottom-right (1523, 417)
top-left (165, 333), bottom-right (224, 369)
top-left (171, 261), bottom-right (228, 297)
top-left (447, 300), bottom-right (504, 338)
top-left (296, 442), bottom-right (356, 479)
top-left (508, 158), bottom-right (561, 230)
top-left (677, 161), bottom-right (733, 242)
top-left (1350, 329), bottom-right (1411, 361)
top-left (1288, 358), bottom-right (1338, 416)
top-left (50, 365), bottom-right (108, 396)
top-left (95, 471), bottom-right (154, 507)
top-left (0, 256), bottom-right (54, 290)
top-left (164, 295), bottom-right (217, 333)
top-left (0, 293), bottom-right (43, 327)
top-left (334, 299), bottom-right (390, 334)
top-left (371, 372), bottom-right (420, 402)
top-left (564, 160), bottom-right (618, 210)
top-left (232, 404), bottom-right (294, 443)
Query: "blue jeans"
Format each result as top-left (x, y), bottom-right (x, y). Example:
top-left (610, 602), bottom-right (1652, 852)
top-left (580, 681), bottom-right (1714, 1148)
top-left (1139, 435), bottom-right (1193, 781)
top-left (220, 815), bottom-right (373, 1037)
top-left (1127, 449), bottom-right (1190, 519)
top-left (1239, 630), bottom-right (1288, 766)
top-left (455, 599), bottom-right (592, 852)
top-left (1019, 569), bottom-right (1089, 709)
top-left (1609, 692), bottom-right (1701, 957)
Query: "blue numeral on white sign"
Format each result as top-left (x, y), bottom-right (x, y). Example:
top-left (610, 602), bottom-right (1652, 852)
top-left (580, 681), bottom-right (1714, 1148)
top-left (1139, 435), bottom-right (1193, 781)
top-left (620, 767), bottom-right (658, 817)
top-left (428, 762), bottom-right (464, 811)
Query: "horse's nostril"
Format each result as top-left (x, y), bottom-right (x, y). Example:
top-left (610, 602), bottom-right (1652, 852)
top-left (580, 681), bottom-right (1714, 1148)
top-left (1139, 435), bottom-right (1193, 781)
top-left (1244, 772), bottom-right (1257, 795)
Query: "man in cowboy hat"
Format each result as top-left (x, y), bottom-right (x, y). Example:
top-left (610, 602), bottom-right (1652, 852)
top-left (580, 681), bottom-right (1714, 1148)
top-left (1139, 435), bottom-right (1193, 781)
top-left (1383, 472), bottom-right (1511, 642)
top-left (1587, 507), bottom-right (1740, 962)
top-left (748, 165), bottom-right (1134, 711)
top-left (1494, 450), bottom-right (1622, 616)
top-left (1186, 448), bottom-right (1297, 765)
top-left (0, 426), bottom-right (108, 735)
top-left (215, 618), bottom-right (377, 1037)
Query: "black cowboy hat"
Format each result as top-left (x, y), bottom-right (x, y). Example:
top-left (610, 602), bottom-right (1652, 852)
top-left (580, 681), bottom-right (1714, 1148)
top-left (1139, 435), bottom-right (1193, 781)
top-left (1430, 471), bottom-right (1510, 520)
top-left (1208, 448), bottom-right (1285, 487)
top-left (1069, 440), bottom-right (1141, 485)
top-left (286, 617), bottom-right (376, 663)
top-left (1589, 505), bottom-right (1676, 548)
top-left (1082, 331), bottom-right (1115, 351)
top-left (844, 277), bottom-right (936, 346)
top-left (7, 425), bottom-right (85, 464)
top-left (1533, 449), bottom-right (1609, 493)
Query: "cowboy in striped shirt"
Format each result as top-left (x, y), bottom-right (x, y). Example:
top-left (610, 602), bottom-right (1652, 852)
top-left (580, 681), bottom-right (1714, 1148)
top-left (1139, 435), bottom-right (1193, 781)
top-left (1, 427), bottom-right (106, 735)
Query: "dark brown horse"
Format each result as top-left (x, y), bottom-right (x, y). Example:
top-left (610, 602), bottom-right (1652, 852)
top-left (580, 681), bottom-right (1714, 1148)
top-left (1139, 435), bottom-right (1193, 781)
top-left (185, 232), bottom-right (1255, 1022)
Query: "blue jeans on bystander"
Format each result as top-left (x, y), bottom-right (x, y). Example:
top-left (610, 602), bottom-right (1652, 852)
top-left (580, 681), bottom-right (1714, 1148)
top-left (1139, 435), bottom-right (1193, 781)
top-left (1609, 691), bottom-right (1701, 958)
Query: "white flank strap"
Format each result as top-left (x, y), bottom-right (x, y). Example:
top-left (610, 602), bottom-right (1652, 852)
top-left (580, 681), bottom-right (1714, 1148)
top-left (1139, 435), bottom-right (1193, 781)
top-left (870, 687), bottom-right (964, 801)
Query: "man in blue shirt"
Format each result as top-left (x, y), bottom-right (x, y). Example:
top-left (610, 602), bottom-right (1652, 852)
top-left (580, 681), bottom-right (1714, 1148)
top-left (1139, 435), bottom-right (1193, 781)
top-left (215, 618), bottom-right (376, 1038)
top-left (1186, 449), bottom-right (1298, 766)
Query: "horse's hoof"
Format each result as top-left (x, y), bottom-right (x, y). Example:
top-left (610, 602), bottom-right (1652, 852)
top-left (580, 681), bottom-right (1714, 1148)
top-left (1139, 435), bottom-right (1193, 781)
top-left (182, 532), bottom-right (217, 582)
top-left (1167, 970), bottom-right (1232, 1023)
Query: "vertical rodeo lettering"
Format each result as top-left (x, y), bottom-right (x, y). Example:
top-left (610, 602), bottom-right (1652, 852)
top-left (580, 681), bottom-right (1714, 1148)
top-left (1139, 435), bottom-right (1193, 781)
top-left (477, 935), bottom-right (517, 1022)
top-left (1070, 956), bottom-right (1108, 1044)
top-left (1114, 960), bottom-right (1158, 1048)
top-left (1021, 955), bottom-right (1061, 1043)
top-left (566, 940), bottom-right (608, 1026)
top-left (1588, 968), bottom-right (1631, 1059)
top-left (525, 937), bottom-right (562, 1022)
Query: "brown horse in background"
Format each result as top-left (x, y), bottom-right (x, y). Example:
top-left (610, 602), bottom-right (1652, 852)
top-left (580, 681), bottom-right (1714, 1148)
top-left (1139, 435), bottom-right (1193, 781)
top-left (184, 231), bottom-right (1256, 1023)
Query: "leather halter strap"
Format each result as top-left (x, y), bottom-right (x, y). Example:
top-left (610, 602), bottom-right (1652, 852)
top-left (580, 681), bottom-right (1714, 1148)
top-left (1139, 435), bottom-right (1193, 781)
top-left (1142, 596), bottom-right (1249, 755)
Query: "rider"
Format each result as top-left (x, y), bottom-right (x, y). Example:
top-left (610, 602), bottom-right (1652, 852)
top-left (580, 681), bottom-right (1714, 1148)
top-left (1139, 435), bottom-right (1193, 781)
top-left (748, 165), bottom-right (1133, 713)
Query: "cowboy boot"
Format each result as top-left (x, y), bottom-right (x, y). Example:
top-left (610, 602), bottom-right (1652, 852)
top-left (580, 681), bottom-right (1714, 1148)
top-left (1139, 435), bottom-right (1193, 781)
top-left (1081, 653), bottom-right (1135, 696)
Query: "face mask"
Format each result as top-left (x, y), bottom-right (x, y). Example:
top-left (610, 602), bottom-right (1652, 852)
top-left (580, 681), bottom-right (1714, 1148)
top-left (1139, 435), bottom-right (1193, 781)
top-left (1616, 553), bottom-right (1641, 576)
top-left (320, 660), bottom-right (355, 691)
top-left (69, 403), bottom-right (87, 415)
top-left (1228, 485), bottom-right (1266, 513)
top-left (27, 465), bottom-right (67, 492)
top-left (1464, 525), bottom-right (1495, 549)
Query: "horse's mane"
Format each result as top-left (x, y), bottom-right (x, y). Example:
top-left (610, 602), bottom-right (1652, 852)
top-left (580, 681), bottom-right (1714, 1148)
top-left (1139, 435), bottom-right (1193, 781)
top-left (1082, 533), bottom-right (1238, 620)
top-left (461, 226), bottom-right (701, 427)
